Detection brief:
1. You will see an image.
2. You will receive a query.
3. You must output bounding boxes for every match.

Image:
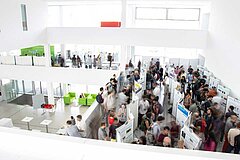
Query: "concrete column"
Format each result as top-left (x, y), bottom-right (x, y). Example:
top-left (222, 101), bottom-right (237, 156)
top-left (47, 82), bottom-right (54, 105)
top-left (121, 0), bottom-right (127, 27)
top-left (44, 44), bottom-right (51, 67)
top-left (120, 46), bottom-right (128, 71)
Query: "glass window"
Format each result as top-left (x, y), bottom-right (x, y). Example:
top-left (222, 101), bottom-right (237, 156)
top-left (21, 4), bottom-right (28, 31)
top-left (167, 8), bottom-right (200, 21)
top-left (136, 7), bottom-right (166, 20)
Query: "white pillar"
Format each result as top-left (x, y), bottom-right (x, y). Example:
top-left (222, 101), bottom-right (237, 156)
top-left (120, 46), bottom-right (128, 71)
top-left (44, 44), bottom-right (51, 67)
top-left (62, 83), bottom-right (68, 95)
top-left (44, 44), bottom-right (55, 104)
top-left (121, 0), bottom-right (127, 27)
top-left (60, 44), bottom-right (65, 58)
top-left (47, 82), bottom-right (55, 105)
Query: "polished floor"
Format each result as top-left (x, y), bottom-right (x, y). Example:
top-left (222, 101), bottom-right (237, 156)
top-left (0, 98), bottom-right (88, 133)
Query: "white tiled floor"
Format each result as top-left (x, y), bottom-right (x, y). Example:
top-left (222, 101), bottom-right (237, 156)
top-left (0, 99), bottom-right (88, 134)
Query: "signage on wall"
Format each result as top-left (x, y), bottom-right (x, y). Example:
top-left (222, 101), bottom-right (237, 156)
top-left (217, 85), bottom-right (231, 108)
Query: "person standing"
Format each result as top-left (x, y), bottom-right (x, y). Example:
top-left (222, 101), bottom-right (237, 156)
top-left (98, 122), bottom-right (109, 141)
top-left (72, 55), bottom-right (77, 68)
top-left (65, 120), bottom-right (82, 137)
top-left (226, 122), bottom-right (240, 153)
top-left (107, 53), bottom-right (113, 69)
top-left (152, 116), bottom-right (165, 142)
top-left (93, 55), bottom-right (97, 69)
top-left (138, 95), bottom-right (150, 126)
top-left (76, 55), bottom-right (81, 68)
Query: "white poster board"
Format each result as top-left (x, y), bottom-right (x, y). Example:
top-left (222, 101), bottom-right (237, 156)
top-left (170, 81), bottom-right (180, 104)
top-left (180, 125), bottom-right (202, 150)
top-left (217, 85), bottom-right (230, 109)
top-left (116, 113), bottom-right (134, 143)
top-left (226, 96), bottom-right (240, 117)
top-left (172, 90), bottom-right (183, 117)
top-left (127, 95), bottom-right (139, 130)
top-left (32, 94), bottom-right (45, 109)
top-left (209, 76), bottom-right (220, 89)
top-left (203, 70), bottom-right (212, 84)
top-left (176, 104), bottom-right (190, 127)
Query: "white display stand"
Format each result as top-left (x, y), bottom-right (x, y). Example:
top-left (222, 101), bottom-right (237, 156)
top-left (180, 125), bottom-right (202, 150)
top-left (32, 94), bottom-right (45, 109)
top-left (127, 94), bottom-right (139, 130)
top-left (170, 80), bottom-right (180, 104)
top-left (116, 113), bottom-right (134, 143)
top-left (176, 104), bottom-right (190, 127)
top-left (172, 90), bottom-right (183, 117)
top-left (226, 96), bottom-right (240, 117)
top-left (217, 85), bottom-right (231, 109)
top-left (0, 118), bottom-right (13, 128)
top-left (209, 76), bottom-right (220, 89)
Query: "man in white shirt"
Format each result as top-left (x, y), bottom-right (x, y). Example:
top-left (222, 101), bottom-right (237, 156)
top-left (153, 82), bottom-right (161, 98)
top-left (138, 95), bottom-right (150, 126)
top-left (152, 116), bottom-right (165, 141)
top-left (226, 122), bottom-right (240, 153)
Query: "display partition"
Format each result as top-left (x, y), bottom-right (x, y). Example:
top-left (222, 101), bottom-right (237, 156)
top-left (197, 65), bottom-right (205, 76)
top-left (32, 94), bottom-right (45, 109)
top-left (217, 85), bottom-right (231, 109)
top-left (116, 113), bottom-right (134, 143)
top-left (209, 76), bottom-right (220, 89)
top-left (172, 89), bottom-right (183, 117)
top-left (203, 70), bottom-right (212, 84)
top-left (176, 104), bottom-right (191, 127)
top-left (226, 96), bottom-right (240, 118)
top-left (127, 94), bottom-right (139, 130)
top-left (180, 125), bottom-right (202, 150)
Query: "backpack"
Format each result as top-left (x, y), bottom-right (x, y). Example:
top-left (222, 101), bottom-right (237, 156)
top-left (96, 93), bottom-right (104, 104)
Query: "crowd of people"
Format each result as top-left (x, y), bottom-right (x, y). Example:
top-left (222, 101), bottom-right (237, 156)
top-left (171, 64), bottom-right (240, 153)
top-left (54, 53), bottom-right (118, 70)
top-left (63, 57), bottom-right (239, 154)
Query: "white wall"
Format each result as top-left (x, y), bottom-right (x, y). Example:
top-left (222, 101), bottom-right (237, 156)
top-left (205, 0), bottom-right (240, 98)
top-left (0, 0), bottom-right (48, 52)
top-left (47, 27), bottom-right (208, 49)
top-left (0, 127), bottom-right (238, 160)
top-left (0, 65), bottom-right (119, 86)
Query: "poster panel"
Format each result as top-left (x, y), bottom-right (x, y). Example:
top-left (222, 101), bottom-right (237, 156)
top-left (226, 96), bottom-right (240, 118)
top-left (217, 85), bottom-right (230, 109)
top-left (32, 94), bottom-right (45, 109)
top-left (172, 90), bottom-right (183, 117)
top-left (209, 76), bottom-right (220, 89)
top-left (116, 113), bottom-right (134, 143)
top-left (176, 104), bottom-right (190, 127)
top-left (180, 125), bottom-right (202, 150)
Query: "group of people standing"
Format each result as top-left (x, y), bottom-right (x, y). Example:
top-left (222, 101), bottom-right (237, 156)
top-left (173, 64), bottom-right (240, 153)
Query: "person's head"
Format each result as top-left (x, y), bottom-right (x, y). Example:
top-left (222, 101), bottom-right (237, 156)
top-left (146, 112), bottom-right (152, 120)
top-left (207, 108), bottom-right (213, 115)
top-left (142, 95), bottom-right (147, 101)
top-left (230, 115), bottom-right (238, 123)
top-left (207, 95), bottom-right (213, 101)
top-left (113, 117), bottom-right (118, 125)
top-left (191, 99), bottom-right (196, 104)
top-left (100, 87), bottom-right (104, 92)
top-left (100, 122), bottom-right (106, 128)
top-left (71, 116), bottom-right (74, 120)
top-left (157, 116), bottom-right (165, 124)
top-left (139, 136), bottom-right (147, 145)
top-left (170, 121), bottom-right (177, 127)
top-left (120, 104), bottom-right (126, 109)
top-left (66, 120), bottom-right (72, 126)
top-left (163, 137), bottom-right (171, 147)
top-left (77, 115), bottom-right (82, 122)
top-left (163, 126), bottom-right (170, 135)
top-left (113, 74), bottom-right (116, 78)
top-left (178, 140), bottom-right (184, 149)
top-left (229, 105), bottom-right (235, 112)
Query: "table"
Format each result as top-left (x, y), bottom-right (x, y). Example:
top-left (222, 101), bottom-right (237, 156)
top-left (21, 117), bottom-right (33, 130)
top-left (0, 118), bottom-right (14, 128)
top-left (40, 120), bottom-right (52, 133)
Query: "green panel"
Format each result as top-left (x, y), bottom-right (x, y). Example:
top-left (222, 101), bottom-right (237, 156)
top-left (21, 45), bottom-right (55, 58)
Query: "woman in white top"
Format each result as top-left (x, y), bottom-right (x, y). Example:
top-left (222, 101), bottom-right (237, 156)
top-left (138, 95), bottom-right (150, 126)
top-left (117, 104), bottom-right (127, 125)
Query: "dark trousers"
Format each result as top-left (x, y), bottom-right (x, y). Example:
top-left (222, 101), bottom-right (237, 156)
top-left (226, 144), bottom-right (235, 153)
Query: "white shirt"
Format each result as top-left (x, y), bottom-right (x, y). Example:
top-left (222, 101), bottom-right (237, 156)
top-left (139, 99), bottom-right (150, 114)
top-left (153, 85), bottom-right (161, 97)
top-left (152, 122), bottom-right (163, 140)
top-left (228, 128), bottom-right (240, 146)
top-left (117, 92), bottom-right (128, 106)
